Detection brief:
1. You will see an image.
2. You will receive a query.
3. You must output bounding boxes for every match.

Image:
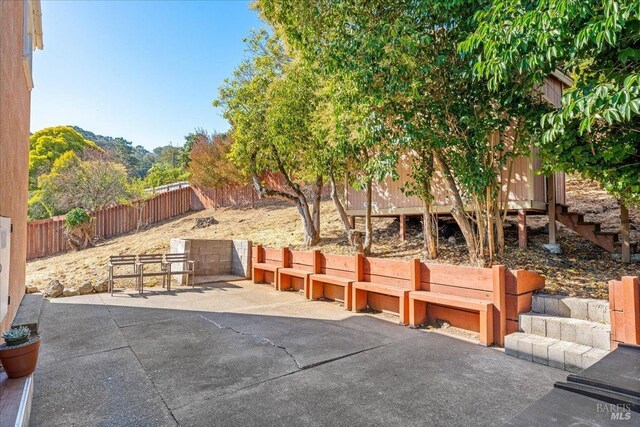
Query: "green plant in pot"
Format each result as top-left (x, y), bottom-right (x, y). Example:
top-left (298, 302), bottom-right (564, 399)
top-left (0, 326), bottom-right (41, 379)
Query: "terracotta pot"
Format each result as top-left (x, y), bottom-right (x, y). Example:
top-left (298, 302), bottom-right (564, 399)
top-left (0, 337), bottom-right (40, 379)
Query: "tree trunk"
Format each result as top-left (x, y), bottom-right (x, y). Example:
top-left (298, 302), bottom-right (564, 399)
top-left (312, 175), bottom-right (323, 240)
top-left (423, 200), bottom-right (437, 259)
top-left (433, 151), bottom-right (480, 264)
top-left (330, 174), bottom-right (361, 248)
top-left (252, 172), bottom-right (318, 246)
top-left (363, 178), bottom-right (373, 255)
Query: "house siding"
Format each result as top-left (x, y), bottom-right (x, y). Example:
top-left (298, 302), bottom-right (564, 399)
top-left (346, 75), bottom-right (569, 216)
top-left (0, 0), bottom-right (32, 331)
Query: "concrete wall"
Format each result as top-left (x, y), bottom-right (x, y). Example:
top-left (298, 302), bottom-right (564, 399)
top-left (170, 239), bottom-right (251, 284)
top-left (0, 1), bottom-right (30, 331)
top-left (231, 240), bottom-right (251, 279)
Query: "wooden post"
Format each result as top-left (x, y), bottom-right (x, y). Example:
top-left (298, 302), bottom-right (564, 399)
top-left (256, 244), bottom-right (264, 263)
top-left (621, 276), bottom-right (640, 345)
top-left (282, 247), bottom-right (290, 268)
top-left (518, 210), bottom-right (528, 249)
top-left (312, 249), bottom-right (322, 274)
top-left (399, 215), bottom-right (406, 242)
top-left (621, 202), bottom-right (631, 264)
top-left (492, 265), bottom-right (506, 347)
top-left (355, 253), bottom-right (364, 281)
top-left (348, 216), bottom-right (355, 230)
top-left (547, 175), bottom-right (557, 245)
top-left (410, 258), bottom-right (421, 291)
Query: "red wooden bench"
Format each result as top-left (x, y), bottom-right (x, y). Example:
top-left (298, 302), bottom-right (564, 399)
top-left (252, 245), bottom-right (283, 288)
top-left (409, 264), bottom-right (507, 346)
top-left (309, 253), bottom-right (355, 310)
top-left (352, 255), bottom-right (416, 325)
top-left (278, 249), bottom-right (314, 297)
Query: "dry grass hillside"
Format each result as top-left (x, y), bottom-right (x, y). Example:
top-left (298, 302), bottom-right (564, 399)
top-left (27, 175), bottom-right (638, 298)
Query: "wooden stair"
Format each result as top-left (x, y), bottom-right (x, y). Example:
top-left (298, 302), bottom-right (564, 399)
top-left (555, 204), bottom-right (637, 254)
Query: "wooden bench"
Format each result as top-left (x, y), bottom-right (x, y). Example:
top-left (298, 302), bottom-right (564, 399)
top-left (352, 255), bottom-right (416, 325)
top-left (278, 249), bottom-right (315, 298)
top-left (163, 253), bottom-right (195, 291)
top-left (252, 245), bottom-right (283, 288)
top-left (309, 253), bottom-right (356, 310)
top-left (137, 254), bottom-right (167, 294)
top-left (108, 255), bottom-right (139, 296)
top-left (409, 264), bottom-right (506, 346)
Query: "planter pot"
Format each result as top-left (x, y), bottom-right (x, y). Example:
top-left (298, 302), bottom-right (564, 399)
top-left (0, 337), bottom-right (40, 379)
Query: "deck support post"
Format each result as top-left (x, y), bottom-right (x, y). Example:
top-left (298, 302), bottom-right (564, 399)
top-left (547, 175), bottom-right (557, 245)
top-left (399, 215), bottom-right (406, 242)
top-left (348, 216), bottom-right (355, 230)
top-left (621, 202), bottom-right (631, 264)
top-left (544, 175), bottom-right (562, 254)
top-left (518, 210), bottom-right (528, 249)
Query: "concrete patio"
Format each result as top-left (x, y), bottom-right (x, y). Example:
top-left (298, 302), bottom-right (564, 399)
top-left (31, 280), bottom-right (566, 426)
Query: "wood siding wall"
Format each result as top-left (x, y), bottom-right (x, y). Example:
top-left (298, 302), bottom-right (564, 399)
top-left (347, 75), bottom-right (569, 215)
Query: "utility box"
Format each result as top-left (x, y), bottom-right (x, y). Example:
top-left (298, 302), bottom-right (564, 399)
top-left (0, 217), bottom-right (11, 322)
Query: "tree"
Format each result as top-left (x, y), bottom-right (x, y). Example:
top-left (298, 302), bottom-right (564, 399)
top-left (462, 0), bottom-right (640, 207)
top-left (215, 30), bottom-right (325, 246)
top-left (143, 162), bottom-right (190, 188)
top-left (187, 131), bottom-right (242, 189)
top-left (259, 0), bottom-right (548, 263)
top-left (31, 151), bottom-right (131, 217)
top-left (29, 126), bottom-right (98, 189)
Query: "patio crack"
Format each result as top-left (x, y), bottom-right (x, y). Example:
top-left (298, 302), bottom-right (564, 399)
top-left (199, 315), bottom-right (302, 369)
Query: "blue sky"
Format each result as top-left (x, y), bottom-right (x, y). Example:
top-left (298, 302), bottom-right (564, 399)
top-left (31, 0), bottom-right (266, 150)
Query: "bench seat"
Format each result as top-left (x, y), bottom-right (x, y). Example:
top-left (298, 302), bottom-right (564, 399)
top-left (252, 263), bottom-right (280, 288)
top-left (278, 268), bottom-right (312, 297)
top-left (309, 274), bottom-right (353, 310)
top-left (352, 281), bottom-right (410, 324)
top-left (409, 290), bottom-right (494, 346)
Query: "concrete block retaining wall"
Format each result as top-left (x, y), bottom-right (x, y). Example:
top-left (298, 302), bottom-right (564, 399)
top-left (170, 239), bottom-right (251, 284)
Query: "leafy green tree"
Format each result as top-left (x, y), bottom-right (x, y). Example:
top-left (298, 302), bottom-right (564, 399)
top-left (260, 0), bottom-right (547, 263)
top-left (215, 30), bottom-right (326, 245)
top-left (143, 162), bottom-right (190, 188)
top-left (29, 126), bottom-right (98, 189)
top-left (462, 0), bottom-right (640, 206)
top-left (29, 152), bottom-right (131, 217)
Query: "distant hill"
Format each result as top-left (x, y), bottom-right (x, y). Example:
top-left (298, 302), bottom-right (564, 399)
top-left (72, 126), bottom-right (155, 178)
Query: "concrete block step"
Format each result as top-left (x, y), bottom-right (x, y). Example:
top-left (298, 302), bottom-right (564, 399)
top-left (519, 312), bottom-right (611, 350)
top-left (531, 293), bottom-right (610, 324)
top-left (11, 293), bottom-right (44, 334)
top-left (505, 332), bottom-right (610, 373)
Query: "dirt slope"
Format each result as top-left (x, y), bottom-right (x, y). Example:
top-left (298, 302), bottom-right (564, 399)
top-left (27, 176), bottom-right (638, 298)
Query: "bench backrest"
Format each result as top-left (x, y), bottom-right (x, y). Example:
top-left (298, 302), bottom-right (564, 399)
top-left (360, 256), bottom-right (412, 289)
top-left (262, 248), bottom-right (282, 266)
top-left (109, 255), bottom-right (137, 266)
top-left (138, 254), bottom-right (164, 264)
top-left (320, 254), bottom-right (355, 280)
top-left (287, 250), bottom-right (315, 272)
top-left (165, 253), bottom-right (188, 263)
top-left (420, 263), bottom-right (494, 301)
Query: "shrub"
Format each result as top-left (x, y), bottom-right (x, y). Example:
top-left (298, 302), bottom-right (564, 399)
top-left (65, 208), bottom-right (92, 229)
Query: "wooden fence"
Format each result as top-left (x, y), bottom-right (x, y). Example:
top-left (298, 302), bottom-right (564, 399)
top-left (27, 187), bottom-right (192, 259)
